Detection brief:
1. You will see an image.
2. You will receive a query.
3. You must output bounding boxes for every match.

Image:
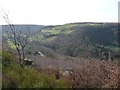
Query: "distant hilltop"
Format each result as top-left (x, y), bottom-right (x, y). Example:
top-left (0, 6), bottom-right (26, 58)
top-left (2, 24), bottom-right (45, 34)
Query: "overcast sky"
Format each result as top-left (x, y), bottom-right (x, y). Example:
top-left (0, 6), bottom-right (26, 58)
top-left (0, 0), bottom-right (119, 25)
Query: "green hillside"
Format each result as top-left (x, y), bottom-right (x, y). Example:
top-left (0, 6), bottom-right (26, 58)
top-left (30, 23), bottom-right (118, 59)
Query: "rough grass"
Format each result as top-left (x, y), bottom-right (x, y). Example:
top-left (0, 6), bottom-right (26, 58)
top-left (2, 51), bottom-right (70, 88)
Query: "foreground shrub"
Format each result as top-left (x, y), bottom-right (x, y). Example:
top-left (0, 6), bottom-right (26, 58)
top-left (2, 51), bottom-right (70, 88)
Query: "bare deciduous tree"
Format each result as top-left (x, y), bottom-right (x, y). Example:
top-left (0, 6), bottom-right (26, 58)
top-left (1, 9), bottom-right (30, 67)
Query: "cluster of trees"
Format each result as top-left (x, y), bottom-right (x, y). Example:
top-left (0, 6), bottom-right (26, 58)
top-left (37, 23), bottom-right (118, 60)
top-left (93, 44), bottom-right (114, 60)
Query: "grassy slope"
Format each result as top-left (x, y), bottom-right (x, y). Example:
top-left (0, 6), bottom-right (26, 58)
top-left (32, 23), bottom-right (118, 47)
top-left (2, 51), bottom-right (70, 88)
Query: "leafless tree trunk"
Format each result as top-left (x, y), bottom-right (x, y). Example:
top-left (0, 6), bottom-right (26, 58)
top-left (1, 9), bottom-right (30, 67)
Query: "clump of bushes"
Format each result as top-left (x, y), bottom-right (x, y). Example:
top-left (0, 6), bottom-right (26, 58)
top-left (2, 51), bottom-right (15, 66)
top-left (3, 51), bottom-right (119, 88)
top-left (2, 51), bottom-right (70, 88)
top-left (58, 59), bottom-right (119, 88)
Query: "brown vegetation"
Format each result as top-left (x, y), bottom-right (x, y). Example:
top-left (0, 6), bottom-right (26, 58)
top-left (34, 56), bottom-right (119, 88)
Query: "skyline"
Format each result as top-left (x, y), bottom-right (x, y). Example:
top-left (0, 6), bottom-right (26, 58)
top-left (0, 0), bottom-right (119, 25)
